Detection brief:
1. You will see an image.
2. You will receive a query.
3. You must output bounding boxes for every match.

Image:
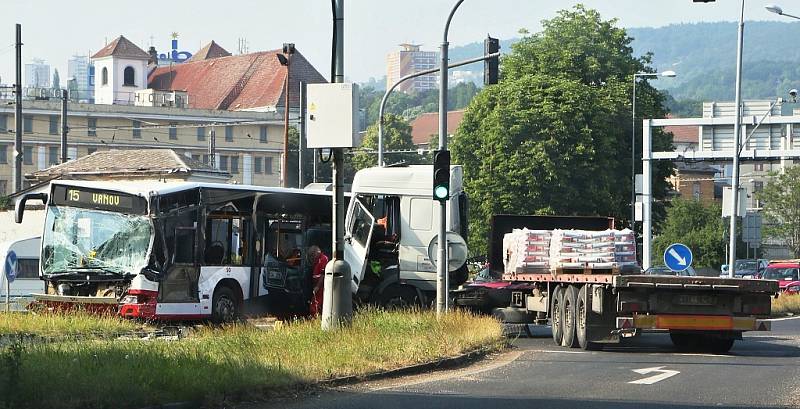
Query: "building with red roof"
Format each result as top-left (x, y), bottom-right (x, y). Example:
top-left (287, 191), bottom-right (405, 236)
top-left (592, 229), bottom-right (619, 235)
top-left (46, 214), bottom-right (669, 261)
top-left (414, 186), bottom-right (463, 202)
top-left (410, 110), bottom-right (465, 147)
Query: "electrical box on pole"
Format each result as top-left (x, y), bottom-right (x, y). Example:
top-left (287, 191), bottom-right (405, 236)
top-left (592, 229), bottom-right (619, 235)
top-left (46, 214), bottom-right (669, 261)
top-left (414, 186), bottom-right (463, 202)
top-left (306, 83), bottom-right (360, 149)
top-left (484, 35), bottom-right (500, 85)
top-left (433, 149), bottom-right (450, 201)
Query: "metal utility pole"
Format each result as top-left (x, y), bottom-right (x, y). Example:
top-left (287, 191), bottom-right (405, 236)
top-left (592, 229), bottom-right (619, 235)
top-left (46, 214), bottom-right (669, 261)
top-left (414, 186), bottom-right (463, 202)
top-left (299, 81), bottom-right (306, 188)
top-left (728, 0), bottom-right (745, 278)
top-left (209, 127), bottom-right (216, 168)
top-left (13, 24), bottom-right (22, 193)
top-left (60, 89), bottom-right (69, 163)
top-left (436, 0), bottom-right (464, 316)
top-left (321, 0), bottom-right (352, 330)
top-left (278, 43), bottom-right (295, 188)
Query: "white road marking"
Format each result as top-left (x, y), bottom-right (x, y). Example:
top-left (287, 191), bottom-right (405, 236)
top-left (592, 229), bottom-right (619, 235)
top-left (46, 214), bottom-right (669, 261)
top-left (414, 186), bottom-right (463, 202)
top-left (532, 349), bottom-right (590, 354)
top-left (629, 366), bottom-right (680, 385)
top-left (764, 315), bottom-right (800, 322)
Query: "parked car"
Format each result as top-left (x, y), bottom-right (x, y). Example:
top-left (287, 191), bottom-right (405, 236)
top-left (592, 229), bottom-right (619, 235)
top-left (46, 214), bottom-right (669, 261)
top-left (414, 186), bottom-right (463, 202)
top-left (719, 259), bottom-right (769, 279)
top-left (645, 265), bottom-right (697, 277)
top-left (761, 261), bottom-right (800, 295)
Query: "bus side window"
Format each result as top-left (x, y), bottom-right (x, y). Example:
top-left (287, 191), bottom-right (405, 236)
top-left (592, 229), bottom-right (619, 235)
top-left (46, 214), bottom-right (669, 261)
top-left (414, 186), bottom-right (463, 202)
top-left (173, 227), bottom-right (196, 264)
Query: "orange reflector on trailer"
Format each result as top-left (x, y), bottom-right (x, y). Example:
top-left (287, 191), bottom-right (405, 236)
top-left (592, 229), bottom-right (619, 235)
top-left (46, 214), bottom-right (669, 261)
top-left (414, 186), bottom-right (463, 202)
top-left (654, 315), bottom-right (733, 330)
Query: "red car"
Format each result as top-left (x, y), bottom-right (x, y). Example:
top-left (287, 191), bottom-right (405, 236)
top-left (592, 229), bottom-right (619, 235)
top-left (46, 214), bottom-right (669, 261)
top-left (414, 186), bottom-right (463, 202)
top-left (762, 262), bottom-right (800, 295)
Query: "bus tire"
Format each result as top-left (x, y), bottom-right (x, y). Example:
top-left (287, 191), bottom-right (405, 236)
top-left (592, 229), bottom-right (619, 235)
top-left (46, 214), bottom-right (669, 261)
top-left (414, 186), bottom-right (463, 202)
top-left (212, 286), bottom-right (239, 323)
top-left (561, 285), bottom-right (579, 348)
top-left (551, 286), bottom-right (565, 346)
top-left (576, 285), bottom-right (602, 351)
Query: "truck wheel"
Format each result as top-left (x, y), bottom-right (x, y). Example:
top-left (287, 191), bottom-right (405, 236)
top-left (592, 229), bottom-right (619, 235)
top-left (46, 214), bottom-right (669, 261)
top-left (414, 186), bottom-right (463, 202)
top-left (708, 337), bottom-right (735, 354)
top-left (576, 285), bottom-right (602, 351)
top-left (379, 285), bottom-right (421, 310)
top-left (551, 286), bottom-right (565, 345)
top-left (670, 333), bottom-right (702, 352)
top-left (212, 286), bottom-right (239, 323)
top-left (561, 285), bottom-right (579, 348)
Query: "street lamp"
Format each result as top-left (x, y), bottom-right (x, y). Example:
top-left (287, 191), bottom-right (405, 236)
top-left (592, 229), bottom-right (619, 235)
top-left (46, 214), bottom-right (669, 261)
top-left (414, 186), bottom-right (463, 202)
top-left (632, 70), bottom-right (676, 234)
top-left (766, 4), bottom-right (800, 20)
top-left (277, 43), bottom-right (295, 188)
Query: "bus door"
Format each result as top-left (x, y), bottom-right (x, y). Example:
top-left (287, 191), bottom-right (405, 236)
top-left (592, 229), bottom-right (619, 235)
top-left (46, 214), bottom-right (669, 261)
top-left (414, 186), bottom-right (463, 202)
top-left (259, 219), bottom-right (305, 296)
top-left (156, 210), bottom-right (200, 304)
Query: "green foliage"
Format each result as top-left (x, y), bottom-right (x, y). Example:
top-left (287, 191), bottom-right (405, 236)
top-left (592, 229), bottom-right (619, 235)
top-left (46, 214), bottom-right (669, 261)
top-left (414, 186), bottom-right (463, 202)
top-left (359, 83), bottom-right (479, 131)
top-left (353, 114), bottom-right (417, 170)
top-left (757, 166), bottom-right (800, 257)
top-left (0, 196), bottom-right (8, 210)
top-left (652, 199), bottom-right (726, 269)
top-left (452, 5), bottom-right (673, 254)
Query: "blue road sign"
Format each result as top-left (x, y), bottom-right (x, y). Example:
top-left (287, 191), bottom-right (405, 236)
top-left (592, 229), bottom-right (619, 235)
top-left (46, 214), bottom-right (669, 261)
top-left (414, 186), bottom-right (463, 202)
top-left (664, 243), bottom-right (693, 272)
top-left (4, 251), bottom-right (17, 283)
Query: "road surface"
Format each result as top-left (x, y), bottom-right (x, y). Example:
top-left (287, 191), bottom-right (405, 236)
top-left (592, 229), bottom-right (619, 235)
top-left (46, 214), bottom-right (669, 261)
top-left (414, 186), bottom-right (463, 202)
top-left (246, 317), bottom-right (800, 409)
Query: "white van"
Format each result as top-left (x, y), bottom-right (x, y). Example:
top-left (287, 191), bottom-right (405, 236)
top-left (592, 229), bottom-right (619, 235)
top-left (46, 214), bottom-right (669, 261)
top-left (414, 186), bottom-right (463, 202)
top-left (0, 236), bottom-right (43, 300)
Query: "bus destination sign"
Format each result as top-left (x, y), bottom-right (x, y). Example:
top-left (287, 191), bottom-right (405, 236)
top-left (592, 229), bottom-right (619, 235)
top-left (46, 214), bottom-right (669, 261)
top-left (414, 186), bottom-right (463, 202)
top-left (52, 185), bottom-right (147, 214)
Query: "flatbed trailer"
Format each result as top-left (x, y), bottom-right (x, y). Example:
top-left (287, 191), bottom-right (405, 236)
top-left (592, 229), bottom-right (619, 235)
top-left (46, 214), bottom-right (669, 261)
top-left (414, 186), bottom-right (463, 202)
top-left (453, 215), bottom-right (779, 352)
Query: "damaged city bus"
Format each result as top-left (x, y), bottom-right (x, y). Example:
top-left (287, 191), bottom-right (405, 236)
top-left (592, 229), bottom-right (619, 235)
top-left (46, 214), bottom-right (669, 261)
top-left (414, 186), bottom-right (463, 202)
top-left (16, 180), bottom-right (334, 321)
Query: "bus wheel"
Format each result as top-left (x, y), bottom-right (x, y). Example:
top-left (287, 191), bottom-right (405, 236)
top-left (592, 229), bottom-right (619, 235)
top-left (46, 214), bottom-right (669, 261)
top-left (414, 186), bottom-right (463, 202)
top-left (551, 286), bottom-right (565, 345)
top-left (379, 285), bottom-right (421, 310)
top-left (212, 286), bottom-right (239, 323)
top-left (561, 285), bottom-right (579, 348)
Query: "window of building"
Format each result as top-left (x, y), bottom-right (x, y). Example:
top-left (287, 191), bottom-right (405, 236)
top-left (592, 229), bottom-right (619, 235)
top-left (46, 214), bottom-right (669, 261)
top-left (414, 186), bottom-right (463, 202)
top-left (219, 155), bottom-right (229, 171)
top-left (197, 126), bottom-right (206, 141)
top-left (0, 144), bottom-right (7, 164)
top-left (49, 146), bottom-right (59, 165)
top-left (264, 156), bottom-right (273, 174)
top-left (0, 180), bottom-right (6, 196)
top-left (23, 146), bottom-right (32, 165)
top-left (0, 114), bottom-right (6, 132)
top-left (87, 118), bottom-right (97, 137)
top-left (225, 126), bottom-right (233, 142)
top-left (23, 115), bottom-right (33, 133)
top-left (123, 66), bottom-right (135, 86)
top-left (101, 67), bottom-right (108, 86)
top-left (132, 120), bottom-right (141, 138)
top-left (259, 126), bottom-right (267, 143)
top-left (49, 115), bottom-right (59, 135)
top-left (230, 155), bottom-right (239, 174)
top-left (755, 163), bottom-right (764, 172)
top-left (169, 122), bottom-right (178, 140)
top-left (692, 182), bottom-right (701, 201)
top-left (254, 157), bottom-right (262, 173)
top-left (87, 147), bottom-right (97, 155)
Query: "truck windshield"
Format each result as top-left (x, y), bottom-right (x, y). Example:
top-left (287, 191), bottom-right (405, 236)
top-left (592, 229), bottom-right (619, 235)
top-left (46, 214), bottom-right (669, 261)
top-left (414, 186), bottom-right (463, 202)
top-left (41, 206), bottom-right (153, 277)
top-left (762, 267), bottom-right (799, 281)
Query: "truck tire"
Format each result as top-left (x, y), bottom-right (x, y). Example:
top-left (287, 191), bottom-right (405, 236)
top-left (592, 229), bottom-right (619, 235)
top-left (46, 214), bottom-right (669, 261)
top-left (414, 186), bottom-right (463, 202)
top-left (576, 285), bottom-right (602, 351)
top-left (379, 285), bottom-right (421, 310)
top-left (561, 285), bottom-right (579, 348)
top-left (708, 337), bottom-right (735, 354)
top-left (551, 286), bottom-right (565, 345)
top-left (492, 307), bottom-right (536, 324)
top-left (212, 286), bottom-right (239, 323)
top-left (669, 333), bottom-right (702, 352)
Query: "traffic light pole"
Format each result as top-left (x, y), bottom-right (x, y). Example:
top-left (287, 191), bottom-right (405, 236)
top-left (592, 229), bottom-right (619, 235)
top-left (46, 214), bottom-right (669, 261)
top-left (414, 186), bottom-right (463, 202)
top-left (60, 89), bottom-right (69, 163)
top-left (13, 24), bottom-right (22, 193)
top-left (377, 52), bottom-right (498, 167)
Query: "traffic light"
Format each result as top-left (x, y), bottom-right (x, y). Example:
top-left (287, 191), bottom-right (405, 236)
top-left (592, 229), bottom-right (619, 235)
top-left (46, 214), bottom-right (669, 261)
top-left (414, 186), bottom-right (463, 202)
top-left (433, 150), bottom-right (450, 201)
top-left (484, 35), bottom-right (500, 85)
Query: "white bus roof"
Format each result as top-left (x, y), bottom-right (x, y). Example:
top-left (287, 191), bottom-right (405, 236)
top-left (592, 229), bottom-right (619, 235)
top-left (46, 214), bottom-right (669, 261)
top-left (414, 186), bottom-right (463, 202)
top-left (351, 165), bottom-right (463, 197)
top-left (49, 180), bottom-right (334, 199)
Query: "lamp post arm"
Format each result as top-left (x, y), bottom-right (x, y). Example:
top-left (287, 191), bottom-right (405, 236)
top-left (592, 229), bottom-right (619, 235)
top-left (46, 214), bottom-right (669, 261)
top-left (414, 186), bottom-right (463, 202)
top-left (739, 99), bottom-right (780, 156)
top-left (377, 52), bottom-right (499, 166)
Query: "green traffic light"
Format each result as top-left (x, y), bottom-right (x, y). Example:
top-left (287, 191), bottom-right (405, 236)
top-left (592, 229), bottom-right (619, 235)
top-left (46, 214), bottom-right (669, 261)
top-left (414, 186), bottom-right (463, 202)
top-left (434, 185), bottom-right (449, 199)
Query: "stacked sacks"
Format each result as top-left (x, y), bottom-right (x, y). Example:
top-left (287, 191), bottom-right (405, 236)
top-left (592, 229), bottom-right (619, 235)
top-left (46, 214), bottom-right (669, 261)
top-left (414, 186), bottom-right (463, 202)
top-left (503, 229), bottom-right (552, 274)
top-left (549, 228), bottom-right (638, 271)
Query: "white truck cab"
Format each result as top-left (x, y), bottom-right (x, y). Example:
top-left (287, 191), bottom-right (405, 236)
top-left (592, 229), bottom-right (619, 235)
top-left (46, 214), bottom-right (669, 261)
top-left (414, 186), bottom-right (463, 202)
top-left (0, 236), bottom-right (43, 305)
top-left (344, 165), bottom-right (468, 307)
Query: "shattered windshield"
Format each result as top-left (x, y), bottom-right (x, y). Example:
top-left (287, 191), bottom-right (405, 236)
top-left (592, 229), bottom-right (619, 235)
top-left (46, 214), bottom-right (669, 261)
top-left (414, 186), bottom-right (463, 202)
top-left (41, 205), bottom-right (153, 277)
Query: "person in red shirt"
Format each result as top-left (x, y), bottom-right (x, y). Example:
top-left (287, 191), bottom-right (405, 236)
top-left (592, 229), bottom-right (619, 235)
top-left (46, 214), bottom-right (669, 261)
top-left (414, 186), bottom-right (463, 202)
top-left (308, 245), bottom-right (329, 316)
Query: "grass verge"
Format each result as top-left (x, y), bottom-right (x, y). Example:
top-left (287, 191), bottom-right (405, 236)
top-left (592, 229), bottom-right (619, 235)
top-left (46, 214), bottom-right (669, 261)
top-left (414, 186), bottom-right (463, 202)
top-left (1, 309), bottom-right (504, 409)
top-left (772, 293), bottom-right (800, 316)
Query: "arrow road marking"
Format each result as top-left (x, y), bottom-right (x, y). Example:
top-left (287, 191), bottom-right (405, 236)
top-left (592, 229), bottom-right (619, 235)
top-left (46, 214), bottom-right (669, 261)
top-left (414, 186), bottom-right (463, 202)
top-left (668, 248), bottom-right (687, 266)
top-left (629, 366), bottom-right (680, 385)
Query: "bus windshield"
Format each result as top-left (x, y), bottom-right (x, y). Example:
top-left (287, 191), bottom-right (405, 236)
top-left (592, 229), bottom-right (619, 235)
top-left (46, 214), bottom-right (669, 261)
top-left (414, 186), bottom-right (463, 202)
top-left (41, 206), bottom-right (153, 277)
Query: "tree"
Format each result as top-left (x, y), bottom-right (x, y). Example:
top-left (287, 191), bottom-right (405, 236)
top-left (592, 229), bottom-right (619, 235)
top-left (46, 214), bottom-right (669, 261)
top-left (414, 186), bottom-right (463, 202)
top-left (451, 5), bottom-right (673, 253)
top-left (652, 199), bottom-right (726, 269)
top-left (758, 166), bottom-right (800, 257)
top-left (352, 114), bottom-right (418, 171)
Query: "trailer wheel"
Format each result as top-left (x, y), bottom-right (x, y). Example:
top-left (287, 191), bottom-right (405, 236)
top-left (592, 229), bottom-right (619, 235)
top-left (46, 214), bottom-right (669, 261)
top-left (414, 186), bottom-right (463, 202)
top-left (561, 285), bottom-right (579, 348)
top-left (576, 285), bottom-right (602, 351)
top-left (551, 286), bottom-right (565, 345)
top-left (708, 337), bottom-right (735, 354)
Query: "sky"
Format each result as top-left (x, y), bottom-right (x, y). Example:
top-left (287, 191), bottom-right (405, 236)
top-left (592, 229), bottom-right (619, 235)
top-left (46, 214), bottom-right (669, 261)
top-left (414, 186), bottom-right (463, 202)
top-left (0, 0), bottom-right (795, 85)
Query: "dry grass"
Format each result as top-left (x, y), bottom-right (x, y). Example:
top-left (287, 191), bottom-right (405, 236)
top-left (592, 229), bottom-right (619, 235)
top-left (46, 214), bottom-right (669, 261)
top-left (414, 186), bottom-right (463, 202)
top-left (772, 293), bottom-right (800, 316)
top-left (0, 311), bottom-right (141, 337)
top-left (0, 309), bottom-right (504, 409)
